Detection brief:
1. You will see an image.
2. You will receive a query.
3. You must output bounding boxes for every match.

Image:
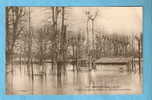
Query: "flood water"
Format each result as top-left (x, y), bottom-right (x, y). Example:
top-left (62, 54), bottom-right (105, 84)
top-left (6, 63), bottom-right (142, 94)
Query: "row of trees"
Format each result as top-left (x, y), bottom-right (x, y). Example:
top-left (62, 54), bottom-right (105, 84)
top-left (6, 7), bottom-right (142, 73)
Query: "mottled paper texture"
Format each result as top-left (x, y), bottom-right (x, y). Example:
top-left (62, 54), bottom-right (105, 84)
top-left (6, 7), bottom-right (143, 94)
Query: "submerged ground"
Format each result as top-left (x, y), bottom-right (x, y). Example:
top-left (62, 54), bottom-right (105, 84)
top-left (6, 63), bottom-right (142, 94)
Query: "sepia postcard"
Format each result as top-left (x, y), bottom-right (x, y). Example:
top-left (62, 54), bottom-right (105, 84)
top-left (6, 7), bottom-right (143, 95)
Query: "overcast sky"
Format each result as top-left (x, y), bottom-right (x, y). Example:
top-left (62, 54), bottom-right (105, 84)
top-left (30, 7), bottom-right (142, 36)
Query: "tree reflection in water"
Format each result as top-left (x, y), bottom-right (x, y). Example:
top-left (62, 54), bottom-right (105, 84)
top-left (6, 62), bottom-right (142, 94)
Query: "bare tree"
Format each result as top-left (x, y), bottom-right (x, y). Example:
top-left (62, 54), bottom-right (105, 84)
top-left (6, 7), bottom-right (26, 72)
